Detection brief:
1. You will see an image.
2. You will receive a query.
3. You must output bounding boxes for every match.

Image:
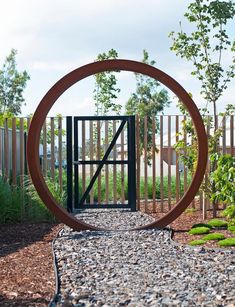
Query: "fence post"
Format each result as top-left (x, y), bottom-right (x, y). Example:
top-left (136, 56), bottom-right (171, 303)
top-left (160, 115), bottom-right (164, 212)
top-left (152, 118), bottom-right (156, 212)
top-left (50, 117), bottom-right (55, 181)
top-left (168, 115), bottom-right (171, 210)
top-left (12, 118), bottom-right (17, 185)
top-left (136, 115), bottom-right (140, 211)
top-left (4, 118), bottom-right (9, 181)
top-left (128, 115), bottom-right (136, 211)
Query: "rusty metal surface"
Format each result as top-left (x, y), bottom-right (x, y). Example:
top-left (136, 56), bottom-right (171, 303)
top-left (26, 60), bottom-right (208, 231)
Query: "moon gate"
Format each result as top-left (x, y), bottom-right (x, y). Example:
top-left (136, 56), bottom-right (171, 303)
top-left (27, 59), bottom-right (208, 231)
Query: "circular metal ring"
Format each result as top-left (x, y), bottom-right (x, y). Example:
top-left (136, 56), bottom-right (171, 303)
top-left (27, 59), bottom-right (208, 231)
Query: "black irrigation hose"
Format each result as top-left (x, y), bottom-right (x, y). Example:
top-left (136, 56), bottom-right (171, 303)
top-left (48, 227), bottom-right (64, 307)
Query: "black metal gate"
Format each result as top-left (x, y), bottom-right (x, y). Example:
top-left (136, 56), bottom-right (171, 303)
top-left (66, 116), bottom-right (136, 212)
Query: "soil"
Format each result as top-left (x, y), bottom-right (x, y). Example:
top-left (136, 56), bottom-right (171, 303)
top-left (0, 205), bottom-right (234, 306)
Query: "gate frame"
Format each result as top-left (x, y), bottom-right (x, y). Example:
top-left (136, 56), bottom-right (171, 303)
top-left (66, 115), bottom-right (136, 212)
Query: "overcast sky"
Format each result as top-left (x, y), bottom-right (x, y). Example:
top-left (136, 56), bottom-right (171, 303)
top-left (0, 0), bottom-right (234, 116)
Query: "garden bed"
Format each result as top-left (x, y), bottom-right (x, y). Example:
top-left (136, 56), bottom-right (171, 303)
top-left (0, 204), bottom-right (234, 306)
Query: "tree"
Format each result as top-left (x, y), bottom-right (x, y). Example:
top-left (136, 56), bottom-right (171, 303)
top-left (93, 48), bottom-right (121, 116)
top-left (125, 49), bottom-right (171, 162)
top-left (0, 49), bottom-right (30, 115)
top-left (169, 0), bottom-right (235, 216)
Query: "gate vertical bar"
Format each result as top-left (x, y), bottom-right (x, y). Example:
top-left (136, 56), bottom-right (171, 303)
top-left (128, 116), bottom-right (136, 211)
top-left (74, 118), bottom-right (79, 208)
top-left (66, 116), bottom-right (73, 212)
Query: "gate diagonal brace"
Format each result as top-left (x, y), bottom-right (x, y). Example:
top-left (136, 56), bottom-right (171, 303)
top-left (79, 119), bottom-right (126, 205)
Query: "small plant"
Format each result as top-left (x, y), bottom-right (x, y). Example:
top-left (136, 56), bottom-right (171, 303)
top-left (202, 233), bottom-right (225, 241)
top-left (189, 239), bottom-right (205, 246)
top-left (210, 154), bottom-right (235, 206)
top-left (188, 227), bottom-right (210, 235)
top-left (207, 219), bottom-right (228, 228)
top-left (218, 238), bottom-right (235, 247)
top-left (185, 208), bottom-right (197, 214)
top-left (223, 205), bottom-right (235, 226)
top-left (192, 223), bottom-right (212, 229)
top-left (228, 226), bottom-right (235, 234)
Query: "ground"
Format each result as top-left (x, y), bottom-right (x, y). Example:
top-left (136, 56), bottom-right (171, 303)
top-left (0, 223), bottom-right (61, 306)
top-left (0, 208), bottom-right (234, 306)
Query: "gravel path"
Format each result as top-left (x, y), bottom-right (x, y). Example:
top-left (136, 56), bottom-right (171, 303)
top-left (53, 210), bottom-right (235, 307)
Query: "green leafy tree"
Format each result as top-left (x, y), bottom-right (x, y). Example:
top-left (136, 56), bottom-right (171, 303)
top-left (93, 49), bottom-right (121, 116)
top-left (169, 0), bottom-right (235, 216)
top-left (125, 49), bottom-right (171, 162)
top-left (0, 49), bottom-right (30, 115)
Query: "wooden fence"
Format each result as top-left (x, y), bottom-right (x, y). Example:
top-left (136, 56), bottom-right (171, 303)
top-left (0, 115), bottom-right (234, 217)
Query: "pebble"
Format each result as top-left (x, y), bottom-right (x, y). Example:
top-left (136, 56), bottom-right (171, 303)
top-left (53, 209), bottom-right (235, 306)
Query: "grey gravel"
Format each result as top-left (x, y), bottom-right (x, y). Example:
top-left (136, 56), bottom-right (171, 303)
top-left (53, 209), bottom-right (235, 306)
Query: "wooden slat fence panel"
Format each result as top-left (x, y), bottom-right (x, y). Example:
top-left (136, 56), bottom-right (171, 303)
top-left (90, 120), bottom-right (94, 204)
top-left (97, 121), bottom-right (101, 203)
top-left (42, 121), bottom-right (47, 177)
top-left (222, 116), bottom-right (226, 155)
top-left (167, 116), bottom-right (171, 210)
top-left (50, 117), bottom-right (55, 180)
top-left (0, 114), bottom-right (234, 218)
top-left (12, 118), bottom-right (17, 185)
top-left (82, 120), bottom-right (86, 197)
top-left (58, 117), bottom-right (63, 192)
top-left (160, 115), bottom-right (164, 212)
top-left (144, 116), bottom-right (148, 212)
top-left (113, 120), bottom-right (117, 204)
top-left (152, 118), bottom-right (156, 212)
top-left (4, 118), bottom-right (9, 181)
top-left (105, 121), bottom-right (109, 203)
top-left (183, 115), bottom-right (187, 195)
top-left (121, 127), bottom-right (125, 204)
top-left (231, 115), bottom-right (234, 156)
top-left (175, 115), bottom-right (180, 202)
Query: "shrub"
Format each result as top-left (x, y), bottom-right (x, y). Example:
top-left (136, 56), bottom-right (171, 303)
top-left (210, 154), bottom-right (235, 205)
top-left (188, 227), bottom-right (210, 235)
top-left (218, 238), bottom-right (235, 247)
top-left (207, 219), bottom-right (228, 228)
top-left (202, 233), bottom-right (225, 241)
top-left (192, 223), bottom-right (212, 229)
top-left (0, 179), bottom-right (23, 223)
top-left (0, 175), bottom-right (65, 224)
top-left (228, 225), bottom-right (235, 234)
top-left (189, 239), bottom-right (205, 246)
top-left (223, 205), bottom-right (235, 226)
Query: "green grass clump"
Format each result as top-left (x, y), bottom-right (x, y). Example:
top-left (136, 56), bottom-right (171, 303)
top-left (192, 223), bottom-right (213, 229)
top-left (188, 227), bottom-right (210, 235)
top-left (228, 226), bottom-right (235, 234)
top-left (218, 238), bottom-right (235, 247)
top-left (189, 239), bottom-right (205, 246)
top-left (207, 219), bottom-right (228, 228)
top-left (202, 233), bottom-right (225, 241)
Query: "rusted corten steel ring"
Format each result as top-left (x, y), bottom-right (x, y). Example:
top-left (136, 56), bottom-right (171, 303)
top-left (27, 59), bottom-right (208, 231)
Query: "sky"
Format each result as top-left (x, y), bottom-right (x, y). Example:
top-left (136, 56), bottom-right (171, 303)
top-left (0, 0), bottom-right (234, 117)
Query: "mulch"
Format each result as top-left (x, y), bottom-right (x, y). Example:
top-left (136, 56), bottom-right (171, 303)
top-left (0, 206), bottom-right (234, 306)
top-left (0, 223), bottom-right (62, 306)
